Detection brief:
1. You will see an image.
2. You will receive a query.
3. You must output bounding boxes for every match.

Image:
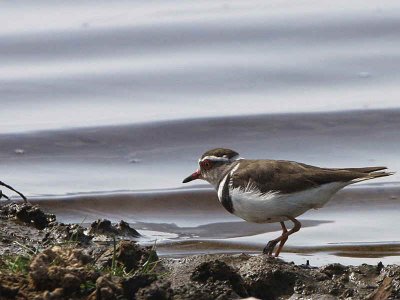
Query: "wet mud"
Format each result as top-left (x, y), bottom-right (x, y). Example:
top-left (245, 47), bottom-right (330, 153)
top-left (1, 202), bottom-right (400, 300)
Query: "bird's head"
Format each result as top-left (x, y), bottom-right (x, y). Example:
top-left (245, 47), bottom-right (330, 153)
top-left (182, 148), bottom-right (242, 188)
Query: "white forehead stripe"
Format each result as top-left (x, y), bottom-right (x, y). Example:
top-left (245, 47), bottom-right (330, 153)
top-left (199, 155), bottom-right (243, 163)
top-left (230, 155), bottom-right (243, 161)
top-left (199, 155), bottom-right (229, 162)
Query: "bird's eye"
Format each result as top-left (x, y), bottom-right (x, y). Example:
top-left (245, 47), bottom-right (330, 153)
top-left (201, 159), bottom-right (213, 170)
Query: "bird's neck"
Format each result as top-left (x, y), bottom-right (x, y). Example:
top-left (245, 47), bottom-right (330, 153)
top-left (211, 160), bottom-right (241, 190)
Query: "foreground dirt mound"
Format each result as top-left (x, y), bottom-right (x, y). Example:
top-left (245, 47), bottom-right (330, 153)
top-left (0, 241), bottom-right (160, 300)
top-left (2, 246), bottom-right (400, 300)
top-left (29, 246), bottom-right (98, 298)
top-left (2, 201), bottom-right (400, 300)
top-left (163, 254), bottom-right (400, 300)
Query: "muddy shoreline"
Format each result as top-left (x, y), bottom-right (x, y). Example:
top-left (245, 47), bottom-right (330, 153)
top-left (1, 201), bottom-right (399, 300)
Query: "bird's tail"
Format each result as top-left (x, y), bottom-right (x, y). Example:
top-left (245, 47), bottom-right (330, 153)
top-left (349, 168), bottom-right (395, 183)
top-left (342, 166), bottom-right (388, 173)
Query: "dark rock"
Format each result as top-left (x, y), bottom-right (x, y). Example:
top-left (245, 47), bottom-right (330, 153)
top-left (62, 273), bottom-right (81, 292)
top-left (0, 282), bottom-right (19, 298)
top-left (136, 280), bottom-right (172, 300)
top-left (118, 241), bottom-right (153, 272)
top-left (97, 240), bottom-right (155, 273)
top-left (25, 207), bottom-right (48, 230)
top-left (58, 223), bottom-right (92, 244)
top-left (87, 276), bottom-right (124, 300)
top-left (89, 219), bottom-right (141, 239)
top-left (173, 282), bottom-right (240, 300)
top-left (320, 263), bottom-right (348, 278)
top-left (191, 260), bottom-right (248, 297)
top-left (93, 276), bottom-right (124, 300)
top-left (1, 203), bottom-right (55, 230)
top-left (123, 274), bottom-right (157, 300)
top-left (118, 220), bottom-right (141, 238)
top-left (89, 219), bottom-right (119, 236)
top-left (246, 267), bottom-right (297, 300)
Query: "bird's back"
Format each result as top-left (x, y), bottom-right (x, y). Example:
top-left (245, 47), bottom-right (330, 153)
top-left (230, 159), bottom-right (392, 195)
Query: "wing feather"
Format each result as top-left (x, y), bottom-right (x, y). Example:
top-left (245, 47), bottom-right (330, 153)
top-left (231, 160), bottom-right (390, 194)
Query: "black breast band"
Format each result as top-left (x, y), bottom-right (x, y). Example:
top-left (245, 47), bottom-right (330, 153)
top-left (220, 173), bottom-right (234, 214)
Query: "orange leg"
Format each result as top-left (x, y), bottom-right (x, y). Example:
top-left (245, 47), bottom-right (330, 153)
top-left (274, 222), bottom-right (288, 257)
top-left (263, 216), bottom-right (302, 257)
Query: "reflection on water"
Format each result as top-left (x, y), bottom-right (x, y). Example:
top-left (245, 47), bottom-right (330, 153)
top-left (132, 219), bottom-right (332, 239)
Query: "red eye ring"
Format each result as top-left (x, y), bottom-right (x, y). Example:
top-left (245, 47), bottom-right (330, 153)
top-left (201, 159), bottom-right (212, 170)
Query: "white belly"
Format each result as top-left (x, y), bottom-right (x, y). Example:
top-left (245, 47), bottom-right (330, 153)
top-left (229, 182), bottom-right (348, 223)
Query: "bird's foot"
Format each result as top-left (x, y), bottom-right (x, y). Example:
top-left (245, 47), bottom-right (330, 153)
top-left (263, 240), bottom-right (278, 256)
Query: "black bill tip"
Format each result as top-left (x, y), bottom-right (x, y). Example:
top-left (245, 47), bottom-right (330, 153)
top-left (182, 170), bottom-right (201, 183)
top-left (182, 175), bottom-right (194, 183)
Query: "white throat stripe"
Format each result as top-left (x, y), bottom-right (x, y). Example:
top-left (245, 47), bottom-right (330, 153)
top-left (230, 163), bottom-right (240, 175)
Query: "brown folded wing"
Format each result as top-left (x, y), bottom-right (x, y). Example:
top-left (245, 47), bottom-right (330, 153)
top-left (231, 160), bottom-right (389, 194)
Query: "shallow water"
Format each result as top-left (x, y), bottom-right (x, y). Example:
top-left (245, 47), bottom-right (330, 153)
top-left (26, 185), bottom-right (400, 266)
top-left (1, 0), bottom-right (400, 265)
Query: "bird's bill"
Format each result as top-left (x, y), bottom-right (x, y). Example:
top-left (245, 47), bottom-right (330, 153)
top-left (182, 169), bottom-right (202, 183)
